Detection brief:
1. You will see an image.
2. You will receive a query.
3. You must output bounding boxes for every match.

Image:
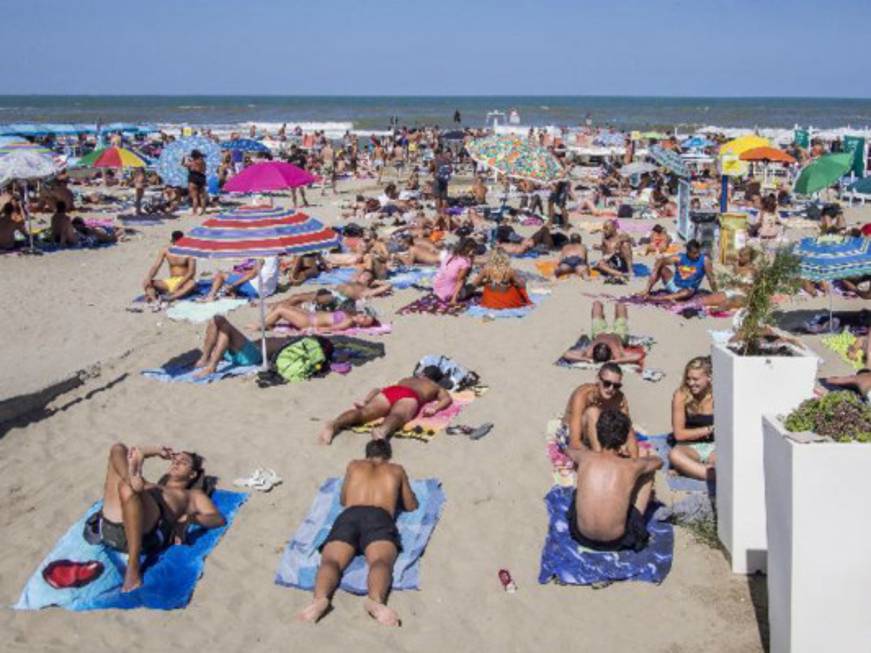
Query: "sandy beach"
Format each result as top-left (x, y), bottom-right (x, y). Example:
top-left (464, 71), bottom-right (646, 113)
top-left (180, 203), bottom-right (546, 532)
top-left (2, 166), bottom-right (868, 653)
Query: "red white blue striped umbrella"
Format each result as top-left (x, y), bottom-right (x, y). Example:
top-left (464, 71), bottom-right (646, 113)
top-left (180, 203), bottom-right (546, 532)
top-left (169, 206), bottom-right (340, 259)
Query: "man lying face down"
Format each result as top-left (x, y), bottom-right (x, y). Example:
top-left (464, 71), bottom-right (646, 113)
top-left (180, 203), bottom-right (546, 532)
top-left (564, 410), bottom-right (662, 552)
top-left (297, 439), bottom-right (418, 627)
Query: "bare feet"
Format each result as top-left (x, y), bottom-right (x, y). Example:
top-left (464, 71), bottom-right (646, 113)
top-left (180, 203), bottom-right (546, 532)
top-left (370, 425), bottom-right (389, 440)
top-left (364, 598), bottom-right (400, 627)
top-left (193, 364), bottom-right (217, 379)
top-left (318, 421), bottom-right (336, 445)
top-left (127, 447), bottom-right (145, 492)
top-left (296, 597), bottom-right (331, 623)
top-left (121, 569), bottom-right (142, 593)
top-left (194, 355), bottom-right (208, 369)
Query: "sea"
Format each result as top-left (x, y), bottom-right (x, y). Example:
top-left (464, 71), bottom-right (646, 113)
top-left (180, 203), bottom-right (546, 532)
top-left (2, 96), bottom-right (871, 136)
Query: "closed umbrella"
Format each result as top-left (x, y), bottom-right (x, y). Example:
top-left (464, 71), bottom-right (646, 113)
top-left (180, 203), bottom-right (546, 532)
top-left (793, 153), bottom-right (853, 196)
top-left (223, 161), bottom-right (318, 193)
top-left (794, 235), bottom-right (871, 329)
top-left (169, 207), bottom-right (340, 368)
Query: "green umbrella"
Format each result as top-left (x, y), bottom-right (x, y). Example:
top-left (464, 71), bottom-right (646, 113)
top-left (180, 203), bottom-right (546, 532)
top-left (793, 153), bottom-right (853, 195)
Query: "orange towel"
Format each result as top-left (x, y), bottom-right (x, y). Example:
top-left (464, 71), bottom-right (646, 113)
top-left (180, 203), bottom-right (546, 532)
top-left (481, 285), bottom-right (531, 310)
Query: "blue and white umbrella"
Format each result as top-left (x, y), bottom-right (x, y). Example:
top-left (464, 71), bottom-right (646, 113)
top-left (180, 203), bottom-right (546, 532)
top-left (156, 136), bottom-right (221, 187)
top-left (649, 144), bottom-right (691, 178)
top-left (794, 236), bottom-right (871, 281)
top-left (221, 138), bottom-right (270, 153)
top-left (681, 136), bottom-right (714, 150)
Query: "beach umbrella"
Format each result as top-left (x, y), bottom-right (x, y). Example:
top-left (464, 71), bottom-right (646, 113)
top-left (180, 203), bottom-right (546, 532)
top-left (794, 235), bottom-right (871, 329)
top-left (441, 130), bottom-right (465, 141)
top-left (720, 135), bottom-right (770, 157)
top-left (0, 141), bottom-right (53, 156)
top-left (739, 147), bottom-right (796, 164)
top-left (223, 161), bottom-right (318, 193)
top-left (793, 153), bottom-right (853, 196)
top-left (157, 136), bottom-right (221, 187)
top-left (681, 136), bottom-right (714, 150)
top-left (466, 135), bottom-right (566, 183)
top-left (77, 146), bottom-right (148, 168)
top-left (0, 148), bottom-right (60, 253)
top-left (640, 131), bottom-right (668, 140)
top-left (221, 138), bottom-right (271, 154)
top-left (619, 161), bottom-right (657, 177)
top-left (648, 144), bottom-right (691, 178)
top-left (169, 207), bottom-right (340, 369)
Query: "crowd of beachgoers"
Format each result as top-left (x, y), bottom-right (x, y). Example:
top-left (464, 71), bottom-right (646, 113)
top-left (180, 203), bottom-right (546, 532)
top-left (2, 116), bottom-right (869, 647)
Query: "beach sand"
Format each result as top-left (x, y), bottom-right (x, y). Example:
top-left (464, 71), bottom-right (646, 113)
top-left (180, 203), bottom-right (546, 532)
top-left (1, 176), bottom-right (866, 652)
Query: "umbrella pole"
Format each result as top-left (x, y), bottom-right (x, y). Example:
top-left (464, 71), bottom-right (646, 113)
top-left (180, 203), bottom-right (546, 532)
top-left (829, 284), bottom-right (834, 334)
top-left (22, 181), bottom-right (35, 254)
top-left (258, 259), bottom-right (268, 371)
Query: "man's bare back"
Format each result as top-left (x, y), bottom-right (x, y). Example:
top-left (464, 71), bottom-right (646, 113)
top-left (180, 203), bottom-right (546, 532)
top-left (574, 451), bottom-right (646, 541)
top-left (342, 459), bottom-right (412, 517)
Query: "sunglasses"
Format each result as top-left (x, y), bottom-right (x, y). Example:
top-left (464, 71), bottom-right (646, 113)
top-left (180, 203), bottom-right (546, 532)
top-left (598, 378), bottom-right (622, 390)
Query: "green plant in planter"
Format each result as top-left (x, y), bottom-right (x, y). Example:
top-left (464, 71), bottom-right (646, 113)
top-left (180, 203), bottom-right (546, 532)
top-left (785, 391), bottom-right (871, 442)
top-left (733, 248), bottom-right (802, 356)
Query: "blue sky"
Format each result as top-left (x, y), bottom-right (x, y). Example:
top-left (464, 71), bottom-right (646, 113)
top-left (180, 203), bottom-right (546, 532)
top-left (4, 0), bottom-right (869, 96)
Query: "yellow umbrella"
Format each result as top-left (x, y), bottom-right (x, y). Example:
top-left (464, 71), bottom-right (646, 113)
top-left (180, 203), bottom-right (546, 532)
top-left (719, 135), bottom-right (770, 157)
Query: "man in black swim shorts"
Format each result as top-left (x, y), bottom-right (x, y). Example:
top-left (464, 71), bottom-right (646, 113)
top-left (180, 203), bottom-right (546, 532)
top-left (297, 440), bottom-right (419, 627)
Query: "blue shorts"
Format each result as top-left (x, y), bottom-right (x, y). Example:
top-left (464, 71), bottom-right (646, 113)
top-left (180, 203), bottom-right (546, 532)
top-left (226, 274), bottom-right (259, 298)
top-left (665, 278), bottom-right (698, 295)
top-left (223, 340), bottom-right (262, 367)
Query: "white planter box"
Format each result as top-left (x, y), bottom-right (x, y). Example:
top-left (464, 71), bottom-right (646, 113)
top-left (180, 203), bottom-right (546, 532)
top-left (711, 342), bottom-right (817, 573)
top-left (763, 415), bottom-right (871, 653)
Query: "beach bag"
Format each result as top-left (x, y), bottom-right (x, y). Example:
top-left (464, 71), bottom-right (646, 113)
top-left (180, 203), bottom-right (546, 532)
top-left (274, 337), bottom-right (329, 383)
top-left (617, 204), bottom-right (633, 218)
top-left (413, 355), bottom-right (479, 391)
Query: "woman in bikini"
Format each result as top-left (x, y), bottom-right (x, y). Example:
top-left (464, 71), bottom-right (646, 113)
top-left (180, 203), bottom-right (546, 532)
top-left (183, 150), bottom-right (207, 216)
top-left (472, 247), bottom-right (531, 310)
top-left (260, 305), bottom-right (378, 332)
top-left (668, 356), bottom-right (716, 481)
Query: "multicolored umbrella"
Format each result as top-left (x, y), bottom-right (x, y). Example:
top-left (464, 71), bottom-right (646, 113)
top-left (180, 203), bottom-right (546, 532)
top-left (170, 206), bottom-right (341, 368)
top-left (77, 146), bottom-right (148, 168)
top-left (793, 153), bottom-right (854, 196)
top-left (648, 144), bottom-right (691, 178)
top-left (720, 135), bottom-right (770, 157)
top-left (466, 135), bottom-right (566, 183)
top-left (157, 136), bottom-right (222, 187)
top-left (223, 162), bottom-right (317, 193)
top-left (169, 207), bottom-right (339, 259)
top-left (794, 236), bottom-right (871, 282)
top-left (220, 138), bottom-right (271, 153)
top-left (739, 147), bottom-right (796, 164)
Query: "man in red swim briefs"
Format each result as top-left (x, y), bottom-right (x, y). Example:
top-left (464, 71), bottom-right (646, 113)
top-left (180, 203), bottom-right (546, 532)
top-left (318, 367), bottom-right (452, 444)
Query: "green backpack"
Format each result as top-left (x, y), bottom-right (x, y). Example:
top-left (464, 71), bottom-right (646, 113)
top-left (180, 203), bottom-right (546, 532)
top-left (273, 337), bottom-right (327, 383)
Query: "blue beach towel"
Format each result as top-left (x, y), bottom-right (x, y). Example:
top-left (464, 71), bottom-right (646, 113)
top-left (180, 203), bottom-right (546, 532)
top-left (389, 266), bottom-right (435, 290)
top-left (632, 263), bottom-right (651, 277)
top-left (166, 298), bottom-right (248, 324)
top-left (15, 490), bottom-right (247, 611)
top-left (465, 292), bottom-right (544, 319)
top-left (141, 359), bottom-right (258, 384)
top-left (133, 280), bottom-right (213, 303)
top-left (641, 434), bottom-right (714, 494)
top-left (538, 485), bottom-right (673, 586)
top-left (275, 477), bottom-right (444, 595)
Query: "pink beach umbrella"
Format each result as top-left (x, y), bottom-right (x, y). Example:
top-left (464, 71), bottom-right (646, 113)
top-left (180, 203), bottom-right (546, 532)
top-left (223, 161), bottom-right (318, 193)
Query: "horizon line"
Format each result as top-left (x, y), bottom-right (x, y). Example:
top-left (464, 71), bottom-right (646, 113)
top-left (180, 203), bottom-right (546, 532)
top-left (1, 93), bottom-right (870, 101)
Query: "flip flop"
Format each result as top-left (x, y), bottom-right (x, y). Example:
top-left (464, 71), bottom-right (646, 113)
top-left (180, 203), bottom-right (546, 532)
top-left (468, 423), bottom-right (494, 440)
top-left (42, 560), bottom-right (104, 590)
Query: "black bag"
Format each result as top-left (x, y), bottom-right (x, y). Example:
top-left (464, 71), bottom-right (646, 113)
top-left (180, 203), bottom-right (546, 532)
top-left (617, 204), bottom-right (633, 218)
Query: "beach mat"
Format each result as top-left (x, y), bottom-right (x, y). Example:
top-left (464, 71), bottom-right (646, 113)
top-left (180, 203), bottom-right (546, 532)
top-left (389, 266), bottom-right (436, 289)
top-left (166, 298), bottom-right (248, 324)
top-left (821, 331), bottom-right (865, 370)
top-left (142, 352), bottom-right (258, 384)
top-left (352, 389), bottom-right (482, 442)
top-left (304, 267), bottom-right (357, 286)
top-left (16, 490), bottom-right (247, 611)
top-left (538, 486), bottom-right (673, 586)
top-left (555, 334), bottom-right (655, 371)
top-left (465, 292), bottom-right (544, 319)
top-left (132, 279), bottom-right (213, 304)
top-left (274, 478), bottom-right (444, 595)
top-left (397, 293), bottom-right (471, 317)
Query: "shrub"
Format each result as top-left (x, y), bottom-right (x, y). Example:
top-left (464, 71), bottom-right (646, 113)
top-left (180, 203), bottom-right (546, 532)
top-left (784, 391), bottom-right (871, 443)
